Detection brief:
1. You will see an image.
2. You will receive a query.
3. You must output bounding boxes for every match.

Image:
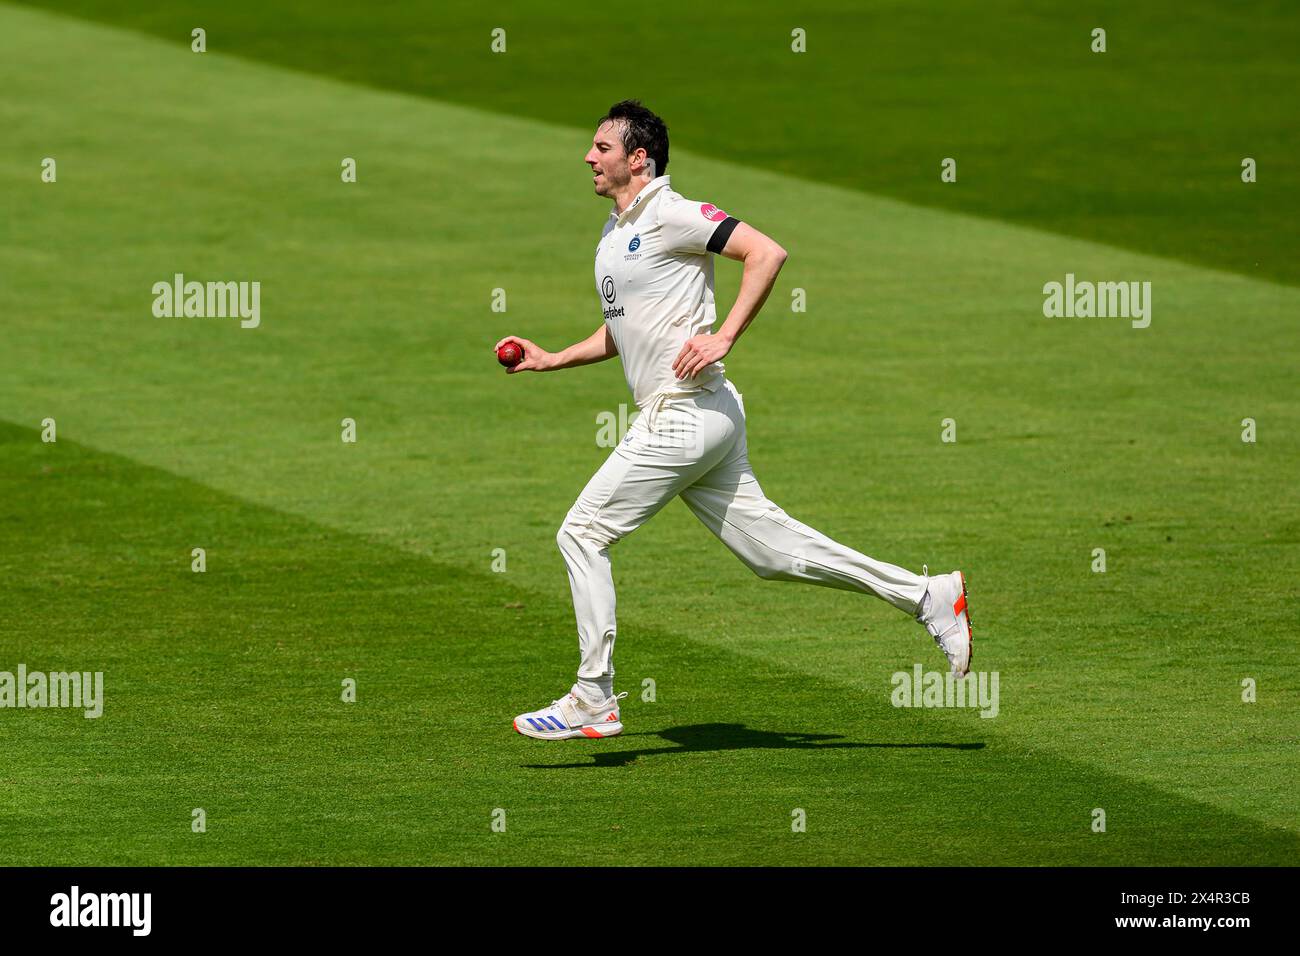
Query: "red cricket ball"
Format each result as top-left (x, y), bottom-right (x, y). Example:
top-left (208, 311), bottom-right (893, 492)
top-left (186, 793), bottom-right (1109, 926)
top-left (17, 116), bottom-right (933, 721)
top-left (497, 342), bottom-right (524, 368)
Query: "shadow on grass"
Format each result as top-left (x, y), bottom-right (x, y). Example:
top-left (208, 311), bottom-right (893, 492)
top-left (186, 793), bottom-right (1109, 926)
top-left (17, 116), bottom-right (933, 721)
top-left (522, 722), bottom-right (986, 769)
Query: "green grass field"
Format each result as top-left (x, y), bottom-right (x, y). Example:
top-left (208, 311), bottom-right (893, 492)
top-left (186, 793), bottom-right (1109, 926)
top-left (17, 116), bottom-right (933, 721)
top-left (1, 2), bottom-right (1297, 865)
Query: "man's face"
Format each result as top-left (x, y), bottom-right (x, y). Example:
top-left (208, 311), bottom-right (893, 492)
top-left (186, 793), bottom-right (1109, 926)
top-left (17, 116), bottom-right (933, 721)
top-left (585, 121), bottom-right (635, 197)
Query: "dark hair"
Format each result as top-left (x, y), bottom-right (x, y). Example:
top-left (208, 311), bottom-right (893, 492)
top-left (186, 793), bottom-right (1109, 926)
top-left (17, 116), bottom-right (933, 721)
top-left (598, 100), bottom-right (669, 177)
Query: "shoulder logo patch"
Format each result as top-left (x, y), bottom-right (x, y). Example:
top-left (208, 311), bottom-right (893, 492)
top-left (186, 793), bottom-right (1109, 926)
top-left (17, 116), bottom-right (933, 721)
top-left (700, 203), bottom-right (727, 222)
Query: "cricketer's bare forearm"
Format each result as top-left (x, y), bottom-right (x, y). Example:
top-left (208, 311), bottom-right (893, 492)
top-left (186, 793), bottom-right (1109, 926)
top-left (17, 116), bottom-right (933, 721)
top-left (715, 239), bottom-right (788, 348)
top-left (494, 323), bottom-right (616, 375)
top-left (672, 223), bottom-right (787, 379)
top-left (548, 324), bottom-right (618, 370)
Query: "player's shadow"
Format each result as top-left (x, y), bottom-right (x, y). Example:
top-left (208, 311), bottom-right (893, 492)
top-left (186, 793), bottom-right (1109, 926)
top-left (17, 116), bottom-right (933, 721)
top-left (522, 722), bottom-right (985, 769)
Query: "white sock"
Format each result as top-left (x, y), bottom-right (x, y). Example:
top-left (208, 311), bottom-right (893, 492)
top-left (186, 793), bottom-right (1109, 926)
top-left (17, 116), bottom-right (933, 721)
top-left (576, 678), bottom-right (611, 705)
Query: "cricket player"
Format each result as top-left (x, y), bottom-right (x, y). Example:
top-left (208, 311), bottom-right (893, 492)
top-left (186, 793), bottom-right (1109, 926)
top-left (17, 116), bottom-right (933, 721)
top-left (497, 101), bottom-right (972, 740)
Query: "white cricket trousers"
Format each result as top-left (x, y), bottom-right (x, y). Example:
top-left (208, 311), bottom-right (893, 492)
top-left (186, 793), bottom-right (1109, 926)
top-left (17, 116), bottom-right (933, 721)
top-left (557, 380), bottom-right (927, 684)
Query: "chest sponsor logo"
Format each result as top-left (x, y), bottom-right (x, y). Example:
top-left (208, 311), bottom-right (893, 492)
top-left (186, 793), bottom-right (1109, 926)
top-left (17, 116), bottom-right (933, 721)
top-left (600, 274), bottom-right (624, 319)
top-left (700, 203), bottom-right (728, 222)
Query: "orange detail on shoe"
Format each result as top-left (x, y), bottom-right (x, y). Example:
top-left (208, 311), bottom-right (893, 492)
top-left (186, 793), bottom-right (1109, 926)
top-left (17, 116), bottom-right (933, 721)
top-left (953, 592), bottom-right (967, 617)
top-left (581, 727), bottom-right (603, 738)
top-left (512, 719), bottom-right (519, 733)
top-left (959, 573), bottom-right (973, 633)
top-left (606, 712), bottom-right (618, 721)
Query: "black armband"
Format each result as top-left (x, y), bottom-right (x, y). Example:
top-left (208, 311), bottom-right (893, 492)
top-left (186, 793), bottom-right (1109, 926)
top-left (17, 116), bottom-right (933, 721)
top-left (706, 217), bottom-right (741, 254)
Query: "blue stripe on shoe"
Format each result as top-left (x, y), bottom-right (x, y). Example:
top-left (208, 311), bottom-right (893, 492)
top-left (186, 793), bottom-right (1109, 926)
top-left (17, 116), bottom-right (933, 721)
top-left (547, 716), bottom-right (566, 730)
top-left (527, 718), bottom-right (547, 732)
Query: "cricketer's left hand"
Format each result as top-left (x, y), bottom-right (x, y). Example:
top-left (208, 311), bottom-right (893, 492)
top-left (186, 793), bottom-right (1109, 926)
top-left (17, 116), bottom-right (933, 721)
top-left (672, 332), bottom-right (732, 379)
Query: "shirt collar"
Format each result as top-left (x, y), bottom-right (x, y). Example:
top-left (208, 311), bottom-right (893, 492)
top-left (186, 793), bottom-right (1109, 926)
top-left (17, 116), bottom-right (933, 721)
top-left (611, 175), bottom-right (671, 224)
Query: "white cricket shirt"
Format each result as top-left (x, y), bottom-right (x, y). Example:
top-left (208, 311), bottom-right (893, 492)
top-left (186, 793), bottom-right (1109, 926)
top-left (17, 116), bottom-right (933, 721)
top-left (593, 175), bottom-right (741, 408)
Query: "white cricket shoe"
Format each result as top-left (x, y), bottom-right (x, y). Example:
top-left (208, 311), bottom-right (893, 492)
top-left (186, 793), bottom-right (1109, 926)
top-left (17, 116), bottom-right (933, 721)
top-left (917, 569), bottom-right (973, 677)
top-left (513, 686), bottom-right (628, 740)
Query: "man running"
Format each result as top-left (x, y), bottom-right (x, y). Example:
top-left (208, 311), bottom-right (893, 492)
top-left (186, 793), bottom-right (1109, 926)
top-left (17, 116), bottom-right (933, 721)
top-left (496, 100), bottom-right (972, 740)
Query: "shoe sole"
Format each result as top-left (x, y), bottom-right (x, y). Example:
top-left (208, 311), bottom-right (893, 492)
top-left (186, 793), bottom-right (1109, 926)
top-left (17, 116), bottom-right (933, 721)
top-left (512, 718), bottom-right (624, 740)
top-left (955, 571), bottom-right (973, 677)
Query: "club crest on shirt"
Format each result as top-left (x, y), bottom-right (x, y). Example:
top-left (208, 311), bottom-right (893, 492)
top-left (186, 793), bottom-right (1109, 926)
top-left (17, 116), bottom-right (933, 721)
top-left (628, 235), bottom-right (641, 252)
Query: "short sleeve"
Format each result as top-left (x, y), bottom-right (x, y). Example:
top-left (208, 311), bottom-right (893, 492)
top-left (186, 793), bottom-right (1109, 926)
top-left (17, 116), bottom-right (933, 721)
top-left (659, 196), bottom-right (742, 256)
